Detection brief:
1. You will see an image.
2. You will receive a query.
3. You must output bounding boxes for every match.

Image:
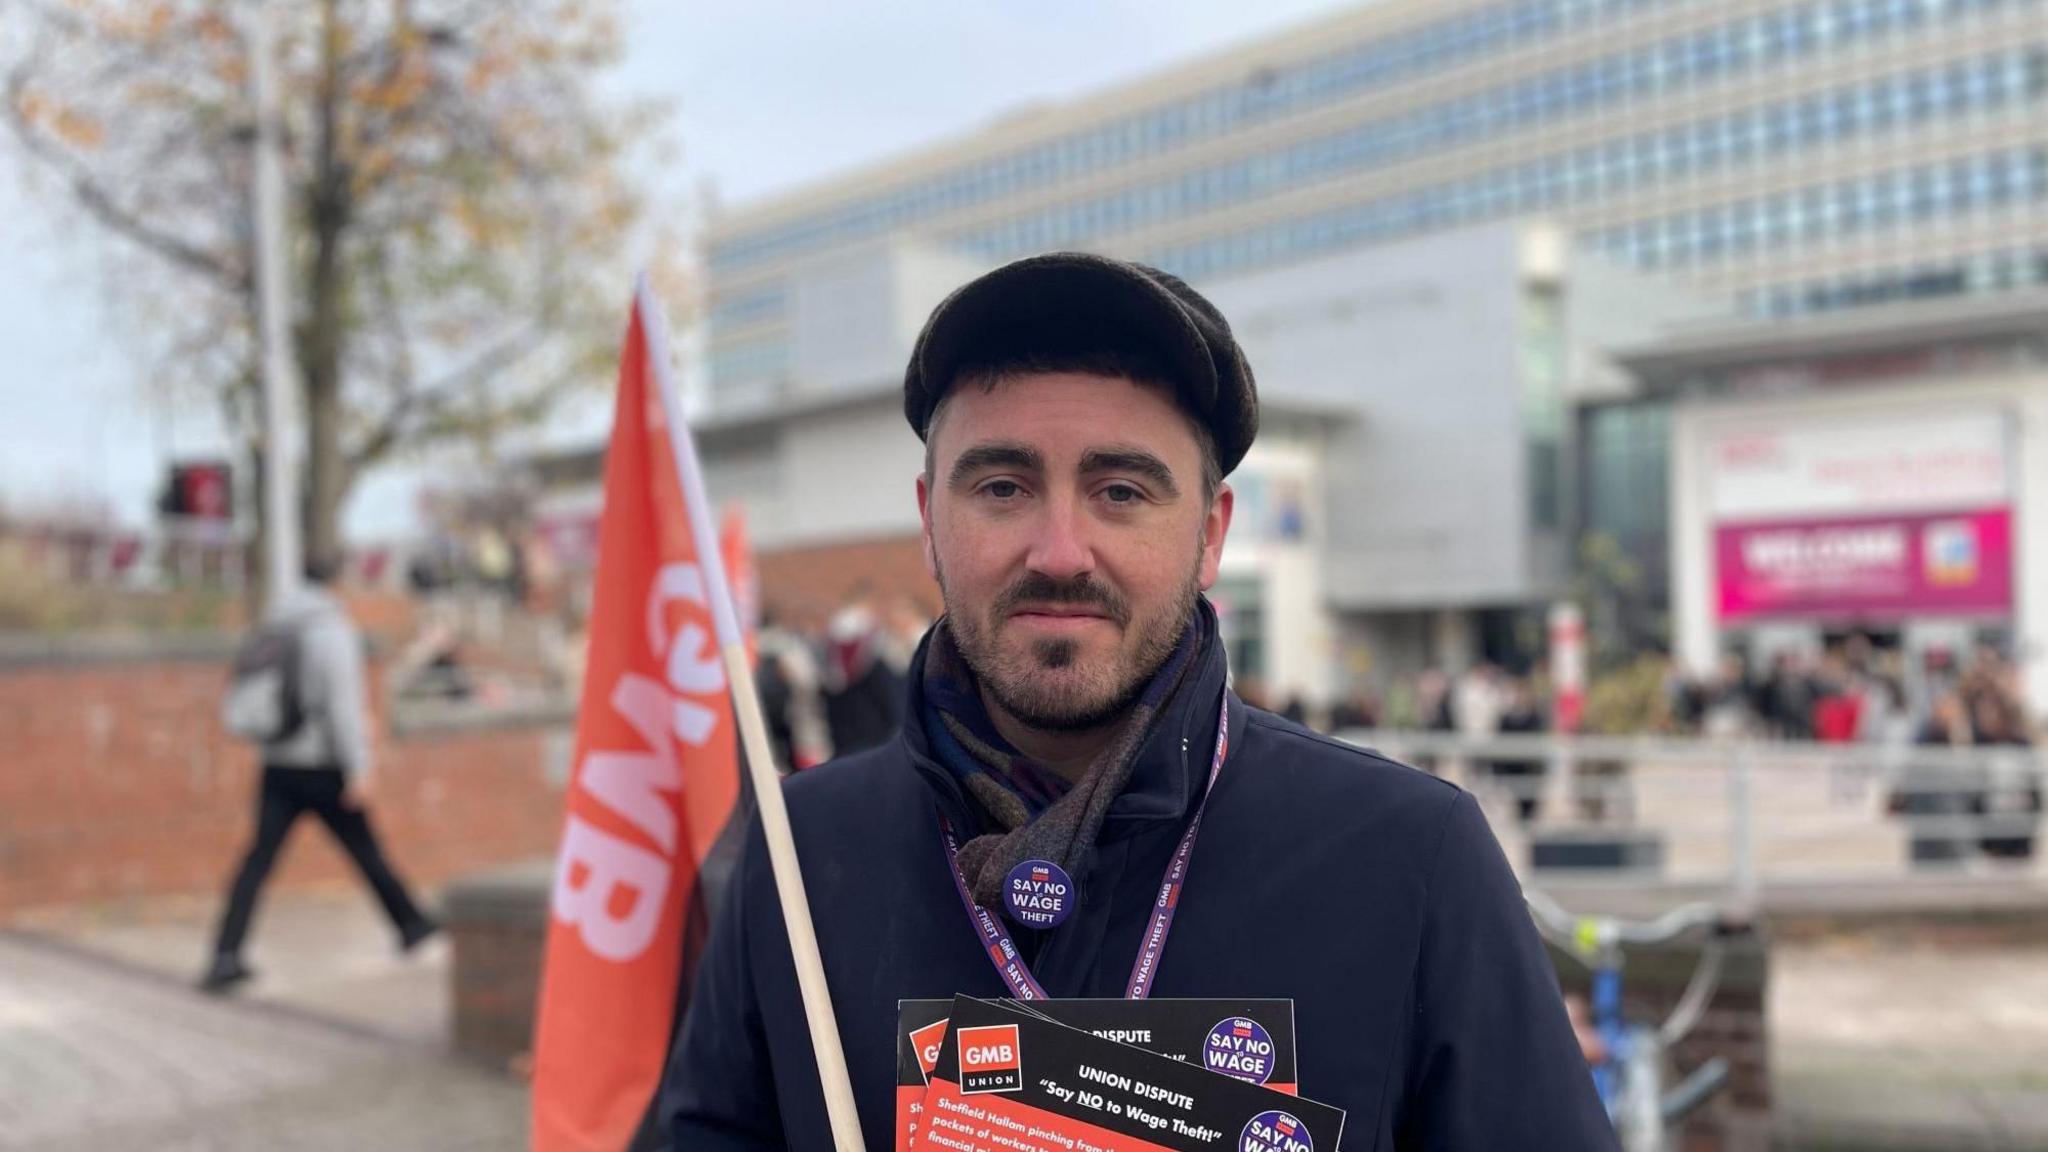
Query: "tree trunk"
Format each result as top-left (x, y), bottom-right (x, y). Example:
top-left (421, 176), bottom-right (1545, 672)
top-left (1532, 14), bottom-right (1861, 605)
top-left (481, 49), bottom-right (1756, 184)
top-left (301, 0), bottom-right (351, 573)
top-left (244, 435), bottom-right (269, 618)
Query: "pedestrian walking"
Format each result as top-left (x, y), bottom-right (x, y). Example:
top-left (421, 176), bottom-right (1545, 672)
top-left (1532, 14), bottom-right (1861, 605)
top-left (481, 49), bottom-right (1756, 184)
top-left (201, 559), bottom-right (439, 993)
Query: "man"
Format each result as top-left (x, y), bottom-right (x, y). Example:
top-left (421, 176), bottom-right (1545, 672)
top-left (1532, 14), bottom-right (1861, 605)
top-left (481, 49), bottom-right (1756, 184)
top-left (820, 587), bottom-right (908, 757)
top-left (756, 605), bottom-right (834, 772)
top-left (661, 253), bottom-right (1612, 1148)
top-left (200, 559), bottom-right (439, 992)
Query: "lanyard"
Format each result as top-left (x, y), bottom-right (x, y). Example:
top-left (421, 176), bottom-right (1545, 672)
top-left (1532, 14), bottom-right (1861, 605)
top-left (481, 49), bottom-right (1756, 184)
top-left (938, 693), bottom-right (1231, 1001)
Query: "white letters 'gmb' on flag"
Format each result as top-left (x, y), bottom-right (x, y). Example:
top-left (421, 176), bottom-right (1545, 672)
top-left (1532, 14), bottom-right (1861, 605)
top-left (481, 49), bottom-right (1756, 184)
top-left (531, 284), bottom-right (744, 1151)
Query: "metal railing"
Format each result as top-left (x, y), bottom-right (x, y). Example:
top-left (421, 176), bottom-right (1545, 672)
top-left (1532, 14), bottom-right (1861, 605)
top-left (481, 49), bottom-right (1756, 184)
top-left (1332, 729), bottom-right (2047, 899)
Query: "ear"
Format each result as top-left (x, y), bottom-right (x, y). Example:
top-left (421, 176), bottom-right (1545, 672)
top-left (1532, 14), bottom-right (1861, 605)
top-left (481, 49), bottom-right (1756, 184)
top-left (1196, 484), bottom-right (1234, 591)
top-left (916, 471), bottom-right (939, 582)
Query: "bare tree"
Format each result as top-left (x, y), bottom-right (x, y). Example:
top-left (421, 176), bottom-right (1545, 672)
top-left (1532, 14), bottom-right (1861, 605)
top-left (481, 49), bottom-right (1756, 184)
top-left (5, 0), bottom-right (670, 569)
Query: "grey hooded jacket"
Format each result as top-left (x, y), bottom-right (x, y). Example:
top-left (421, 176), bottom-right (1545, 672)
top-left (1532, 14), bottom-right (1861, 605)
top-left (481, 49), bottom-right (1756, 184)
top-left (260, 585), bottom-right (373, 781)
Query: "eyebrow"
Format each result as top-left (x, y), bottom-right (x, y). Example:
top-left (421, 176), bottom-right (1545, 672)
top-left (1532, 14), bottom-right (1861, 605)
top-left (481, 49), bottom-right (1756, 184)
top-left (1080, 447), bottom-right (1181, 498)
top-left (948, 442), bottom-right (1044, 489)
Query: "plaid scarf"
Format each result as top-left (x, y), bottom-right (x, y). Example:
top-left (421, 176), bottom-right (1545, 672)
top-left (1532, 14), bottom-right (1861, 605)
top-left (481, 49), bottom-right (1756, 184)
top-left (922, 610), bottom-right (1206, 909)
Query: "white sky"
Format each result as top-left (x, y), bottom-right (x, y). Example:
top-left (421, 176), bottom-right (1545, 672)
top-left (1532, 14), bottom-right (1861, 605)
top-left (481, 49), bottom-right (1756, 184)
top-left (0, 0), bottom-right (1357, 538)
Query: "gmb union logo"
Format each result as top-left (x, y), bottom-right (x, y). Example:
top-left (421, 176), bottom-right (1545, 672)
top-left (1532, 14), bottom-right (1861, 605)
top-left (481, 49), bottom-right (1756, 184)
top-left (957, 1024), bottom-right (1023, 1095)
top-left (1242, 1109), bottom-right (1313, 1152)
top-left (909, 1019), bottom-right (950, 1085)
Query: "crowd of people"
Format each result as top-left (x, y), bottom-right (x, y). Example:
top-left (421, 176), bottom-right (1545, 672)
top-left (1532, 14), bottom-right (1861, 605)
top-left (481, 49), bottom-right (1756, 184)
top-left (1269, 641), bottom-right (2035, 749)
top-left (751, 588), bottom-right (933, 772)
top-left (1663, 640), bottom-right (2036, 749)
top-left (1235, 641), bottom-right (2041, 859)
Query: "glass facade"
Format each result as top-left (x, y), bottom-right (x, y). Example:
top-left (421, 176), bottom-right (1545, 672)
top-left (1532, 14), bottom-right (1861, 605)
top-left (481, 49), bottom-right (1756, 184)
top-left (706, 0), bottom-right (2047, 400)
top-left (1761, 245), bottom-right (2048, 316)
top-left (1520, 285), bottom-right (1567, 534)
top-left (1148, 145), bottom-right (2045, 283)
top-left (1581, 403), bottom-right (1670, 551)
top-left (954, 51), bottom-right (2040, 269)
top-left (711, 0), bottom-right (1635, 276)
top-left (711, 0), bottom-right (2035, 277)
top-left (1578, 401), bottom-right (1673, 640)
top-left (1213, 573), bottom-right (1268, 682)
top-left (707, 336), bottom-right (791, 395)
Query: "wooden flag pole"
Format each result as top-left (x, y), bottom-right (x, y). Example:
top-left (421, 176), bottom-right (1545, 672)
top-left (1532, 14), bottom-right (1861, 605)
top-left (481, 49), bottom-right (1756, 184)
top-left (636, 275), bottom-right (865, 1152)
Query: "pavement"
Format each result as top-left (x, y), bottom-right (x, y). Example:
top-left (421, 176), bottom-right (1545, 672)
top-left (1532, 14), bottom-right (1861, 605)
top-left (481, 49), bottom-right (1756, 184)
top-left (1772, 936), bottom-right (2048, 1151)
top-left (4, 885), bottom-right (2048, 1150)
top-left (0, 887), bottom-right (527, 1151)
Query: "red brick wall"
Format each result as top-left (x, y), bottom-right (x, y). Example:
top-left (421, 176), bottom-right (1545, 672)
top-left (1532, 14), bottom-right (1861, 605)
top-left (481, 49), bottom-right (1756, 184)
top-left (0, 655), bottom-right (567, 920)
top-left (756, 534), bottom-right (938, 623)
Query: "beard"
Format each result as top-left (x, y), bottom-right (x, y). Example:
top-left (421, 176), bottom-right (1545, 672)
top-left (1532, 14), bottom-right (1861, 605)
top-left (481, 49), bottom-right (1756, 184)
top-left (939, 552), bottom-right (1202, 733)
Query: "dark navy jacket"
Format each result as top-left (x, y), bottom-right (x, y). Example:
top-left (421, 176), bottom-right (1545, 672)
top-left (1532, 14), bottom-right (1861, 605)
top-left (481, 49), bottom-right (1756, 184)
top-left (662, 625), bottom-right (1616, 1150)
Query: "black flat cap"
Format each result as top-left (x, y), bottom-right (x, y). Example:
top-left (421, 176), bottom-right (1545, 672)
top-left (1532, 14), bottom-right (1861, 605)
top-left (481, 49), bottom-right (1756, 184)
top-left (903, 252), bottom-right (1259, 476)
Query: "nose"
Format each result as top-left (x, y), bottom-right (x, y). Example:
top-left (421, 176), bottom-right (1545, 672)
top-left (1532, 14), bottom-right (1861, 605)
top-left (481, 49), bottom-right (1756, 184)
top-left (1024, 493), bottom-right (1094, 582)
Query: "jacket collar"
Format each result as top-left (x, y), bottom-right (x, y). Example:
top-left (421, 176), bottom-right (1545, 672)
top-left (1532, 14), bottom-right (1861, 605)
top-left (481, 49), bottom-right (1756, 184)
top-left (901, 597), bottom-right (1237, 844)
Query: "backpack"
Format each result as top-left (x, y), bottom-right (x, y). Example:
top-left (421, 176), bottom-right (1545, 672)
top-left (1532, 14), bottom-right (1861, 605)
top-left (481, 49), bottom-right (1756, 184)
top-left (222, 622), bottom-right (307, 743)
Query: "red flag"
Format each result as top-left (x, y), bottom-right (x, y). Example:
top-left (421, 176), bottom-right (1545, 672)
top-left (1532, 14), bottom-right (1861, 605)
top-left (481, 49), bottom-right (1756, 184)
top-left (531, 291), bottom-right (744, 1150)
top-left (720, 505), bottom-right (759, 668)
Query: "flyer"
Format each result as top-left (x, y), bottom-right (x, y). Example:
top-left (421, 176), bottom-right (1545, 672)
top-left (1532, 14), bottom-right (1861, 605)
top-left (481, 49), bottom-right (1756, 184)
top-left (896, 999), bottom-right (1297, 1151)
top-left (911, 996), bottom-right (1342, 1152)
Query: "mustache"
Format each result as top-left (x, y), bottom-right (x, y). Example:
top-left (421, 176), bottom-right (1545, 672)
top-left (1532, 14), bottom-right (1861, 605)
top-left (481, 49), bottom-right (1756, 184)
top-left (994, 573), bottom-right (1131, 627)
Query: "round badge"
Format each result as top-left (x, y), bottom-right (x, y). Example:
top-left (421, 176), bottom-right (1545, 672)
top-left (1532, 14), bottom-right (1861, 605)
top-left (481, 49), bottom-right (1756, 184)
top-left (1241, 1110), bottom-right (1312, 1152)
top-left (1002, 859), bottom-right (1074, 929)
top-left (1202, 1016), bottom-right (1276, 1085)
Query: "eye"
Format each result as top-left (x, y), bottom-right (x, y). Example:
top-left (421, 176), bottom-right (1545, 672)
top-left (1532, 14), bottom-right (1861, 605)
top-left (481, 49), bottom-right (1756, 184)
top-left (983, 479), bottom-right (1023, 500)
top-left (1101, 483), bottom-right (1143, 505)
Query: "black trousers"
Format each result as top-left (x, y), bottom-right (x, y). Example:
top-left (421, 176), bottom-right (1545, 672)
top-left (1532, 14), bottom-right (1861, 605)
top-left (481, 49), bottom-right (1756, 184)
top-left (212, 765), bottom-right (428, 958)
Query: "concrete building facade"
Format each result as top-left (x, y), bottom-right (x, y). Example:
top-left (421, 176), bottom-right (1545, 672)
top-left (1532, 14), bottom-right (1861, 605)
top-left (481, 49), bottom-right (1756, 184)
top-left (705, 0), bottom-right (2047, 416)
top-left (668, 223), bottom-right (1715, 706)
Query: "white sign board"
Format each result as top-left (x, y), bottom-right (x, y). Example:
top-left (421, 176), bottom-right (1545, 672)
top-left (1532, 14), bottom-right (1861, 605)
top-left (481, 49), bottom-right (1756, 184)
top-left (1706, 408), bottom-right (2010, 521)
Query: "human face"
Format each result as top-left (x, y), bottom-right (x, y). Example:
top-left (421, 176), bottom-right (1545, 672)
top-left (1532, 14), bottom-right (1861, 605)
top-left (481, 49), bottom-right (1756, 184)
top-left (917, 372), bottom-right (1233, 732)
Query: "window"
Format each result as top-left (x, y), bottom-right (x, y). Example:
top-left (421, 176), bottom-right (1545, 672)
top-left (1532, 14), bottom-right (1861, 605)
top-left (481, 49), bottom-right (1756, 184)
top-left (1906, 166), bottom-right (1934, 218)
top-left (1697, 118), bottom-right (1726, 170)
top-left (1729, 198), bottom-right (1759, 254)
top-left (1663, 126), bottom-right (1691, 179)
top-left (1870, 170), bottom-right (1900, 228)
top-left (1987, 151), bottom-right (2015, 203)
top-left (1793, 95), bottom-right (1824, 145)
top-left (708, 285), bottom-right (786, 332)
top-left (1765, 104), bottom-right (1795, 151)
top-left (1632, 219), bottom-right (1659, 267)
top-left (1806, 184), bottom-right (1836, 240)
top-left (1832, 178), bottom-right (1862, 232)
top-left (2021, 148), bottom-right (2048, 200)
top-left (1889, 72), bottom-right (1915, 123)
top-left (1907, 71), bottom-right (1936, 120)
top-left (1940, 60), bottom-right (1970, 114)
top-left (1698, 206), bottom-right (1727, 261)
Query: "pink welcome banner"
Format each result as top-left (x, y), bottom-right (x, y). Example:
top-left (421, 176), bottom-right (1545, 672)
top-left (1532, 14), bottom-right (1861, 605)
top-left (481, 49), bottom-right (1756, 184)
top-left (1717, 507), bottom-right (2012, 622)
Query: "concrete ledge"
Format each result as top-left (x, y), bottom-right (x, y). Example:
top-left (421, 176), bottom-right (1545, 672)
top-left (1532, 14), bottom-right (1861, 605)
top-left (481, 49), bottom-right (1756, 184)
top-left (1529, 826), bottom-right (1666, 873)
top-left (1537, 876), bottom-right (2048, 944)
top-left (0, 629), bottom-right (414, 669)
top-left (444, 861), bottom-right (555, 928)
top-left (389, 698), bottom-right (575, 739)
top-left (445, 861), bottom-right (554, 1068)
top-left (0, 631), bottom-right (240, 668)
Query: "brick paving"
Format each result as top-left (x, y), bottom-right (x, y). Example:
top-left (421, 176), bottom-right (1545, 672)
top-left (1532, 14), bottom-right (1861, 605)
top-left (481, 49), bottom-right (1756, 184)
top-left (0, 894), bottom-right (527, 1151)
top-left (8, 876), bottom-right (2048, 1150)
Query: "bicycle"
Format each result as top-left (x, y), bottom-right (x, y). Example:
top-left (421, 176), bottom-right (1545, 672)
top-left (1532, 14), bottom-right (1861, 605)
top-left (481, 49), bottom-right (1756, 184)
top-left (1524, 889), bottom-right (1741, 1152)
